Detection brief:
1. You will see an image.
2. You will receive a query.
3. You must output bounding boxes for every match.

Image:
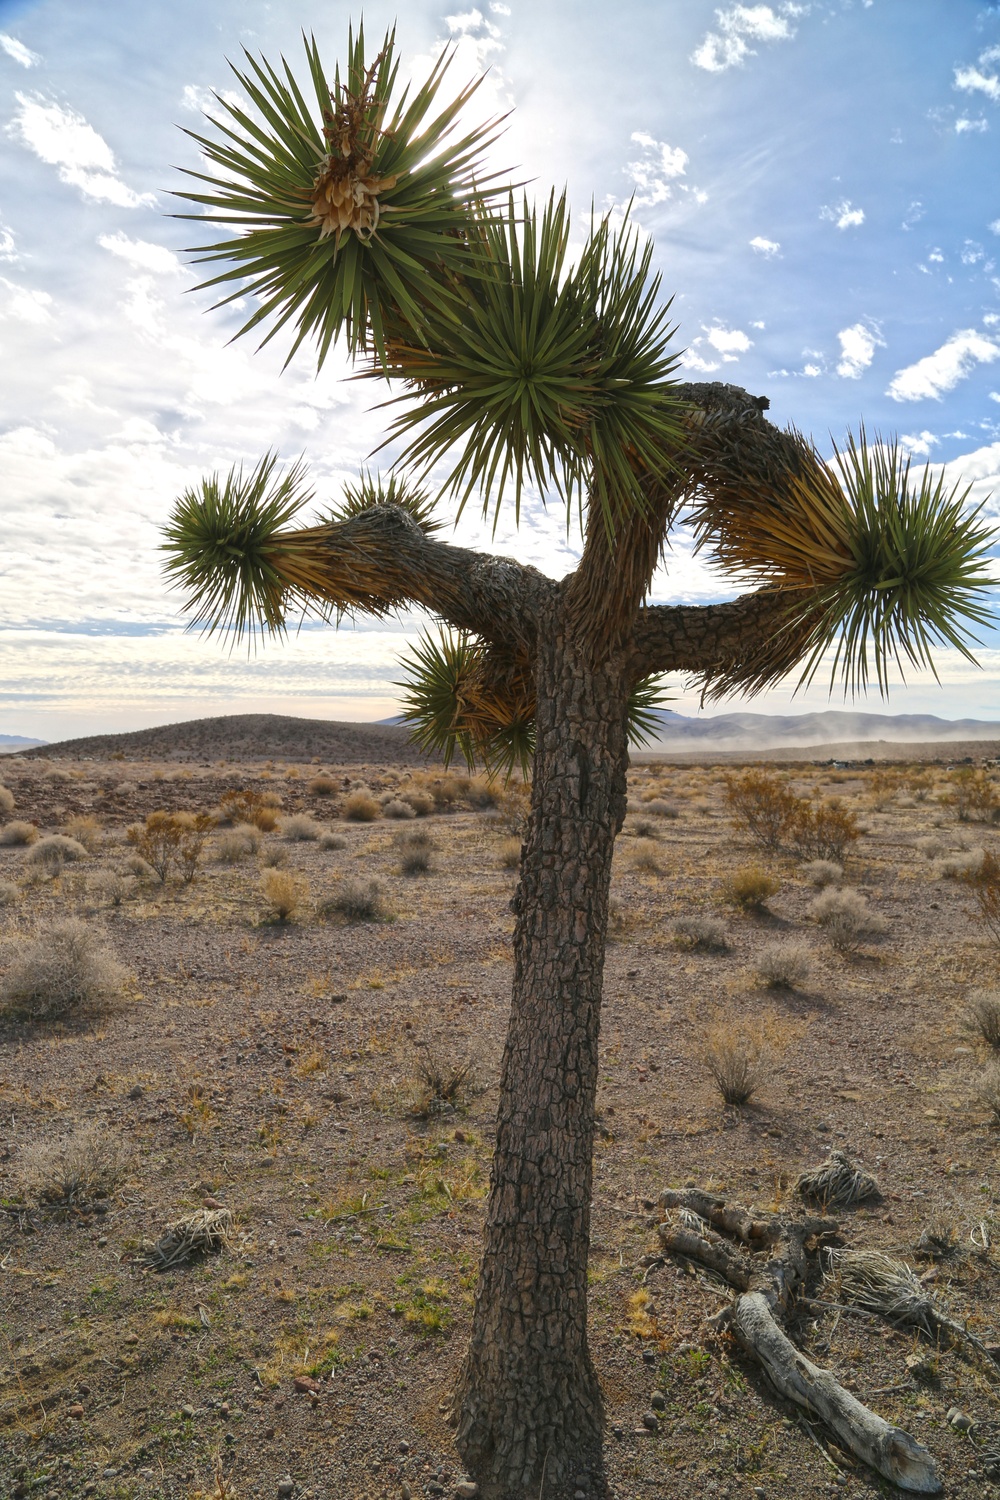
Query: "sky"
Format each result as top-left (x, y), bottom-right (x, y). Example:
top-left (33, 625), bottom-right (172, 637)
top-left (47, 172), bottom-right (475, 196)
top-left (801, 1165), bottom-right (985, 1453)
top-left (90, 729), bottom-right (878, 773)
top-left (2, 0), bottom-right (1000, 741)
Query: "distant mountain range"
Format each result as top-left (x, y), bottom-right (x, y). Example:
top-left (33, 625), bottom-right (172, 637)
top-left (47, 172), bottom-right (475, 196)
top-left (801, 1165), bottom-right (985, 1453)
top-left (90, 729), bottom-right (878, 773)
top-left (645, 709), bottom-right (1000, 750)
top-left (0, 733), bottom-right (47, 753)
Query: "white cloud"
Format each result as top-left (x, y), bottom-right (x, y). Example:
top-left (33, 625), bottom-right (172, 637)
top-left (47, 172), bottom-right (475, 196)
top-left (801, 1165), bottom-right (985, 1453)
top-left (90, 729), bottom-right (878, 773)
top-left (705, 323), bottom-right (752, 358)
top-left (0, 276), bottom-right (53, 324)
top-left (961, 240), bottom-right (985, 265)
top-left (98, 232), bottom-right (182, 275)
top-left (691, 4), bottom-right (800, 73)
top-left (626, 132), bottom-right (691, 207)
top-left (989, 219), bottom-right (1000, 236)
top-left (7, 93), bottom-right (156, 209)
top-left (802, 362), bottom-right (821, 377)
top-left (887, 328), bottom-right (1000, 402)
top-left (0, 222), bottom-right (17, 262)
top-left (749, 234), bottom-right (780, 256)
top-left (0, 33), bottom-right (40, 67)
top-left (835, 321), bottom-right (883, 378)
top-left (179, 83), bottom-right (246, 121)
top-left (900, 430), bottom-right (939, 458)
top-left (901, 200), bottom-right (923, 230)
top-left (956, 116), bottom-right (989, 133)
top-left (955, 63), bottom-right (1000, 104)
top-left (490, 1), bottom-right (511, 11)
top-left (821, 199), bottom-right (865, 230)
top-left (682, 349), bottom-right (721, 373)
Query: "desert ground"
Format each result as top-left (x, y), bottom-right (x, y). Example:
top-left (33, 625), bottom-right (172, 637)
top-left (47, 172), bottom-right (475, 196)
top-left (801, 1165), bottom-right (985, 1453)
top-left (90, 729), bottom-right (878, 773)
top-left (2, 729), bottom-right (1000, 1500)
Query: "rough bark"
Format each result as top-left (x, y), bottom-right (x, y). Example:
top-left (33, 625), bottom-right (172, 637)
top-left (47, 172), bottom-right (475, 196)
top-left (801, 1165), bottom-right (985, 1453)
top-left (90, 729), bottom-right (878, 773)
top-left (453, 589), bottom-right (630, 1499)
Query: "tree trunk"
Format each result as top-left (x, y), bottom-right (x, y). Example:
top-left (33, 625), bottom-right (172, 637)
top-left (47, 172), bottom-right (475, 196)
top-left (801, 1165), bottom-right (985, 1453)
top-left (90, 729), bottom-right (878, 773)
top-left (454, 593), bottom-right (630, 1498)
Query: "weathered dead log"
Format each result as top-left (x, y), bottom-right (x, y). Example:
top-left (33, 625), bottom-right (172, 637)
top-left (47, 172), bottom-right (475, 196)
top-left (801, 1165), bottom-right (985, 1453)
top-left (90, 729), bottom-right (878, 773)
top-left (657, 1222), bottom-right (749, 1290)
top-left (659, 1187), bottom-right (775, 1245)
top-left (731, 1293), bottom-right (941, 1494)
top-left (654, 1186), bottom-right (942, 1493)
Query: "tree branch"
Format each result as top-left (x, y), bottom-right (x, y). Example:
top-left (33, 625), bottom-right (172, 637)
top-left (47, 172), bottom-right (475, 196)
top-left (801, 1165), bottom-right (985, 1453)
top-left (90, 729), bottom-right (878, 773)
top-left (274, 505), bottom-right (553, 649)
top-left (628, 588), bottom-right (815, 692)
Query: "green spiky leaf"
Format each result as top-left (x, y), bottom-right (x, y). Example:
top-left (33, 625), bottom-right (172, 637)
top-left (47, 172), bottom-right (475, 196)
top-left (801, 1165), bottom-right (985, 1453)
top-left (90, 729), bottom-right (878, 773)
top-left (381, 195), bottom-right (685, 532)
top-left (325, 470), bottom-right (442, 534)
top-left (161, 452), bottom-right (313, 640)
top-left (173, 23), bottom-right (508, 368)
top-left (793, 428), bottom-right (996, 695)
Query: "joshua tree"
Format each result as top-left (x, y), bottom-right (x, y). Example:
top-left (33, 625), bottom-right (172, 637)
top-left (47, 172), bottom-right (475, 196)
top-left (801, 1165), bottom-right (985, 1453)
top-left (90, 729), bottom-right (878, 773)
top-left (163, 26), bottom-right (993, 1498)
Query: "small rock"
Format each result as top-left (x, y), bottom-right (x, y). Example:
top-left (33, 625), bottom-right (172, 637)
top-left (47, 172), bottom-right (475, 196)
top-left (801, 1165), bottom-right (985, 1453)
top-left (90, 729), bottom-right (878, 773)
top-left (292, 1375), bottom-right (320, 1395)
top-left (202, 1195), bottom-right (223, 1210)
top-left (947, 1406), bottom-right (976, 1432)
top-left (68, 1403), bottom-right (84, 1418)
top-left (612, 1426), bottom-right (624, 1440)
top-left (642, 1411), bottom-right (659, 1431)
top-left (123, 1331), bottom-right (139, 1345)
top-left (401, 1486), bottom-right (413, 1500)
top-left (574, 1492), bottom-right (585, 1500)
top-left (277, 1479), bottom-right (295, 1498)
top-left (289, 1227), bottom-right (305, 1238)
top-left (398, 1440), bottom-right (410, 1454)
top-left (97, 1236), bottom-right (107, 1248)
top-left (641, 1349), bottom-right (657, 1366)
top-left (455, 1484), bottom-right (478, 1499)
top-left (650, 1390), bottom-right (666, 1410)
top-left (180, 1404), bottom-right (195, 1419)
top-left (128, 1084), bottom-right (144, 1100)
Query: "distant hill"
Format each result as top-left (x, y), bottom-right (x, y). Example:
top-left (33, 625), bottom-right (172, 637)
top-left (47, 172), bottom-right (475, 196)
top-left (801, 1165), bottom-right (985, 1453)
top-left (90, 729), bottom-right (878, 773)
top-left (647, 709), bottom-right (1000, 751)
top-left (0, 733), bottom-right (47, 754)
top-left (22, 713), bottom-right (441, 766)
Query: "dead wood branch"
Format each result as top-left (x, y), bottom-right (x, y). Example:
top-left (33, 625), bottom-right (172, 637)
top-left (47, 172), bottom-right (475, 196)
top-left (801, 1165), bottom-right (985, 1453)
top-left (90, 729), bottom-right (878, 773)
top-left (654, 1182), bottom-right (942, 1493)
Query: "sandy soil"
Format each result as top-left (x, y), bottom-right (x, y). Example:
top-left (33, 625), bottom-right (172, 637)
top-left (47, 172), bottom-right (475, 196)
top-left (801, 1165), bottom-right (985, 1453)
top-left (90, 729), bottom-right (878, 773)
top-left (1, 751), bottom-right (999, 1500)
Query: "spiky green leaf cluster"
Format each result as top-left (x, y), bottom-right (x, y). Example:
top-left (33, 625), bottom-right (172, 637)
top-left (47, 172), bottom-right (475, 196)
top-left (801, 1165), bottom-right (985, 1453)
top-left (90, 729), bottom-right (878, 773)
top-left (325, 471), bottom-right (442, 534)
top-left (174, 24), bottom-right (506, 367)
top-left (382, 194), bottom-right (685, 531)
top-left (161, 453), bottom-right (313, 641)
top-left (793, 429), bottom-right (995, 694)
top-left (396, 627), bottom-right (672, 778)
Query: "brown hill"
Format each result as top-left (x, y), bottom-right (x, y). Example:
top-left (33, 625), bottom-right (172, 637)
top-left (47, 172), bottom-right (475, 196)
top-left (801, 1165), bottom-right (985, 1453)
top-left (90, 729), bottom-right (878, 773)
top-left (23, 712), bottom-right (441, 766)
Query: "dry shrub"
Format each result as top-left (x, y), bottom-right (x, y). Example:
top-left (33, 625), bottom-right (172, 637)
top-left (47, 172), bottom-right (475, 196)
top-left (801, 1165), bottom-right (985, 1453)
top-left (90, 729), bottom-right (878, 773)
top-left (787, 800), bottom-right (861, 862)
top-left (630, 816), bottom-right (659, 838)
top-left (408, 1045), bottom-right (474, 1118)
top-left (965, 990), bottom-right (1000, 1050)
top-left (936, 849), bottom-right (984, 880)
top-left (0, 918), bottom-right (130, 1019)
top-left (426, 774), bottom-right (469, 811)
top-left (216, 826), bottom-right (260, 863)
top-left (914, 835), bottom-right (949, 859)
top-left (702, 1013), bottom-right (788, 1106)
top-left (963, 848), bottom-right (1000, 942)
top-left (467, 776), bottom-right (500, 809)
top-left (867, 770), bottom-right (899, 810)
top-left (259, 843), bottom-right (288, 868)
top-left (809, 886), bottom-right (887, 953)
top-left (281, 813), bottom-right (321, 841)
top-left (383, 798), bottom-right (417, 820)
top-left (631, 838), bottom-right (664, 875)
top-left (671, 915), bottom-right (727, 952)
top-left (25, 834), bottom-right (89, 877)
top-left (61, 813), bottom-right (102, 851)
top-left (754, 940), bottom-right (812, 991)
top-left (493, 783), bottom-right (531, 838)
top-left (643, 798), bottom-right (678, 819)
top-left (320, 878), bottom-right (389, 923)
top-left (798, 1150), bottom-right (879, 1208)
top-left (318, 830), bottom-right (347, 851)
top-left (260, 868), bottom-right (309, 923)
top-left (0, 783), bottom-right (14, 814)
top-left (20, 1124), bottom-right (133, 1206)
top-left (0, 819), bottom-right (37, 846)
top-left (0, 880), bottom-right (19, 907)
top-left (498, 837), bottom-right (521, 871)
top-left (950, 768), bottom-right (1000, 824)
top-left (724, 864), bottom-right (780, 911)
top-left (977, 1061), bottom-right (1000, 1122)
top-left (307, 773), bottom-right (339, 796)
top-left (127, 811), bottom-right (213, 883)
top-left (342, 791), bottom-right (381, 822)
top-left (396, 828), bottom-right (434, 876)
top-left (725, 770), bottom-right (798, 851)
top-left (399, 788), bottom-right (434, 817)
top-left (219, 789), bottom-right (278, 831)
top-left (88, 870), bottom-right (134, 907)
top-left (801, 858), bottom-right (843, 887)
